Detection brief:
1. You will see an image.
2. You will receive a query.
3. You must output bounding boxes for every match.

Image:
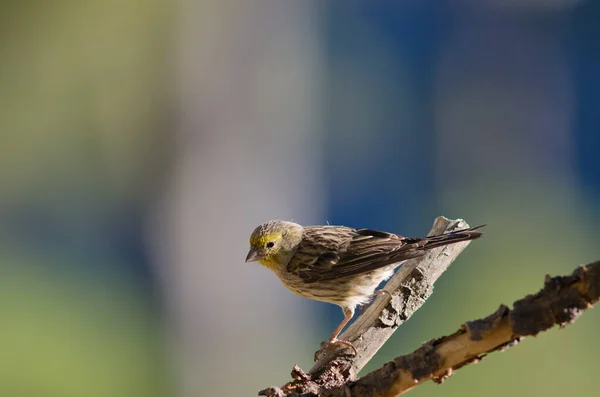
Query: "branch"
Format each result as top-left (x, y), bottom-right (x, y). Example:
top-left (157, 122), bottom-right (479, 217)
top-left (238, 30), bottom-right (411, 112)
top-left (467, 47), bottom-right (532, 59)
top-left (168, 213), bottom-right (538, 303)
top-left (324, 259), bottom-right (600, 397)
top-left (260, 216), bottom-right (479, 396)
top-left (261, 259), bottom-right (600, 397)
top-left (258, 217), bottom-right (600, 397)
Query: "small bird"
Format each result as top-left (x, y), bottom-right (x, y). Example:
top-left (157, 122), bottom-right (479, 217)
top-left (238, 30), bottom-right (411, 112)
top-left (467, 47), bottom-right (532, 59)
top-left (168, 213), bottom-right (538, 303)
top-left (245, 220), bottom-right (484, 354)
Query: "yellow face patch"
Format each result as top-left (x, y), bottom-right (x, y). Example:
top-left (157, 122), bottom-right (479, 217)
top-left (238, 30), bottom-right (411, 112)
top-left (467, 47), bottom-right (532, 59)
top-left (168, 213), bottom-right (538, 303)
top-left (250, 232), bottom-right (282, 249)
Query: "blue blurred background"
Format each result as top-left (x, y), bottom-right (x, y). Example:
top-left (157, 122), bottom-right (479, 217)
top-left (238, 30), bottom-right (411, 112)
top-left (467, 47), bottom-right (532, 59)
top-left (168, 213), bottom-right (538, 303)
top-left (1, 1), bottom-right (599, 396)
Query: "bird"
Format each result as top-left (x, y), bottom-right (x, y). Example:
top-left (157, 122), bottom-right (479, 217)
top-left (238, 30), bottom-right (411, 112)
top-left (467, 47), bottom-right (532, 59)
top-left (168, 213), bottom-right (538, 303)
top-left (245, 220), bottom-right (484, 354)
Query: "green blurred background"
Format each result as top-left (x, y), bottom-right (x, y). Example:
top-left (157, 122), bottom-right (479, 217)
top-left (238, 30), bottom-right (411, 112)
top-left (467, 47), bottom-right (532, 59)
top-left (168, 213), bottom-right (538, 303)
top-left (1, 1), bottom-right (599, 396)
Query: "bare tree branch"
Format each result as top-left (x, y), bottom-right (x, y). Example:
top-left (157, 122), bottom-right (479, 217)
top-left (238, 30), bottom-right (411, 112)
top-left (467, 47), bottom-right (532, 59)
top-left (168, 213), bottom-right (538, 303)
top-left (318, 259), bottom-right (600, 397)
top-left (258, 218), bottom-right (600, 397)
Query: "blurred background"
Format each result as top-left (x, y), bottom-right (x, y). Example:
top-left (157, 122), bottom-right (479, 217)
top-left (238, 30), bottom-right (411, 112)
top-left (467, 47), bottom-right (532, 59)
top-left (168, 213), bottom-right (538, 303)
top-left (1, 1), bottom-right (599, 396)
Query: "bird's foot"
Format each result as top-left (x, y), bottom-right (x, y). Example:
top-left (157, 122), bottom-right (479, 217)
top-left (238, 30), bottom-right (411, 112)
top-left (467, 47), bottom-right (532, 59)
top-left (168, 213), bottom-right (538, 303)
top-left (327, 338), bottom-right (358, 356)
top-left (314, 338), bottom-right (358, 361)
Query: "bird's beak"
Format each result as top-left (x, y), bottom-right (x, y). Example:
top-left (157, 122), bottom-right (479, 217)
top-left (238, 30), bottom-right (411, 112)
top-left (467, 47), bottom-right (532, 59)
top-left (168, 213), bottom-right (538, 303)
top-left (245, 248), bottom-right (260, 263)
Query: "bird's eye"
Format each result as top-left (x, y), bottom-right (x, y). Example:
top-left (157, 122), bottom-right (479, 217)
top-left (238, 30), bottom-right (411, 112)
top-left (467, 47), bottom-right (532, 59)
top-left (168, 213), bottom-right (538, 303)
top-left (266, 241), bottom-right (275, 248)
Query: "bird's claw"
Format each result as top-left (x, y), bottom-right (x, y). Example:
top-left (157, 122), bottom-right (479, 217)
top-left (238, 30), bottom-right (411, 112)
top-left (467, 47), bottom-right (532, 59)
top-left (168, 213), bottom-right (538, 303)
top-left (314, 338), bottom-right (358, 361)
top-left (330, 339), bottom-right (358, 356)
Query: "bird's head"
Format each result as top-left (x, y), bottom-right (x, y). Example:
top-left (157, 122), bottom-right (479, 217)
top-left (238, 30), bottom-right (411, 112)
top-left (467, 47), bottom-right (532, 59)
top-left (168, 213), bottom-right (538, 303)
top-left (246, 220), bottom-right (304, 270)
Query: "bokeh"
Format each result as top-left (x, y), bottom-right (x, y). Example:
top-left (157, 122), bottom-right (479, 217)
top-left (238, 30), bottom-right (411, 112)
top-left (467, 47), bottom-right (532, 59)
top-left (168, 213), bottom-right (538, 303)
top-left (1, 1), bottom-right (598, 396)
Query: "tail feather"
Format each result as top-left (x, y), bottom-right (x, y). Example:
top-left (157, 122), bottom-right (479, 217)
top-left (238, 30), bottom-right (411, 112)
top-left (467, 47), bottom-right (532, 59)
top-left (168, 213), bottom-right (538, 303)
top-left (405, 224), bottom-right (485, 251)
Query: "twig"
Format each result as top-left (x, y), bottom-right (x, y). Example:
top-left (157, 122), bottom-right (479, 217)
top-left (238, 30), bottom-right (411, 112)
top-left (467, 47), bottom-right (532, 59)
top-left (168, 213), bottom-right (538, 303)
top-left (260, 216), bottom-right (478, 396)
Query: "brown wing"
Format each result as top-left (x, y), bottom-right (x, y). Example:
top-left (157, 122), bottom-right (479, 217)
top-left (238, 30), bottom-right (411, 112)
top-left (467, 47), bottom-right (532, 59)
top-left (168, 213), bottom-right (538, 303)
top-left (288, 225), bottom-right (485, 283)
top-left (287, 227), bottom-right (418, 283)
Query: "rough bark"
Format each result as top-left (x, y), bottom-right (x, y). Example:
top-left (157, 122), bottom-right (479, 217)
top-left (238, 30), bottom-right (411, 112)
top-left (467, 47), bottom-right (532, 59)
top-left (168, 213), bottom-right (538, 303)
top-left (258, 218), bottom-right (600, 397)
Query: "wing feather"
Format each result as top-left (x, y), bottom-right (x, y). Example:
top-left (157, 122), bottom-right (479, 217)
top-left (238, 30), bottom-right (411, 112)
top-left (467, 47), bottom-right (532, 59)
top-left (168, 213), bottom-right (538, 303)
top-left (286, 224), bottom-right (484, 283)
top-left (287, 226), bottom-right (421, 283)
